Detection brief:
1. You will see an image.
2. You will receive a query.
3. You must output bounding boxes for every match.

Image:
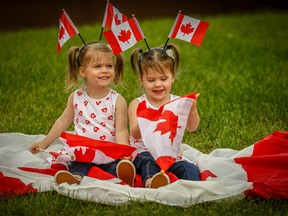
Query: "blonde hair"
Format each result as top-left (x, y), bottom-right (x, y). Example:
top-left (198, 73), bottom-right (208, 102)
top-left (66, 42), bottom-right (124, 91)
top-left (130, 44), bottom-right (180, 78)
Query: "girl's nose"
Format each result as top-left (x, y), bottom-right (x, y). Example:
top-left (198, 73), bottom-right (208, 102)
top-left (154, 80), bottom-right (161, 87)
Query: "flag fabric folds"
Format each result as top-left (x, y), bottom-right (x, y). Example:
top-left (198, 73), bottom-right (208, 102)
top-left (137, 93), bottom-right (197, 172)
top-left (168, 12), bottom-right (209, 46)
top-left (103, 17), bottom-right (145, 54)
top-left (102, 2), bottom-right (128, 28)
top-left (47, 132), bottom-right (136, 165)
top-left (0, 130), bottom-right (288, 204)
top-left (57, 10), bottom-right (79, 53)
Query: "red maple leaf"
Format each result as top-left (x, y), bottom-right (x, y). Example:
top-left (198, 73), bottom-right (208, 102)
top-left (58, 26), bottom-right (65, 40)
top-left (74, 147), bottom-right (96, 162)
top-left (153, 110), bottom-right (179, 143)
top-left (117, 29), bottom-right (131, 43)
top-left (114, 14), bottom-right (121, 25)
top-left (180, 23), bottom-right (194, 36)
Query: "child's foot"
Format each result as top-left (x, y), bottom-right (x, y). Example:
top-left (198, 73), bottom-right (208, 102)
top-left (116, 159), bottom-right (136, 187)
top-left (149, 172), bottom-right (170, 188)
top-left (54, 170), bottom-right (81, 186)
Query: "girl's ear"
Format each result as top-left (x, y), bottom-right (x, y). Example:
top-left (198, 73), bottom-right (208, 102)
top-left (172, 72), bottom-right (176, 83)
top-left (79, 67), bottom-right (86, 78)
top-left (139, 75), bottom-right (144, 84)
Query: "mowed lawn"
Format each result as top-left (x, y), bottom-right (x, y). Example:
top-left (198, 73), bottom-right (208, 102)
top-left (0, 11), bottom-right (287, 215)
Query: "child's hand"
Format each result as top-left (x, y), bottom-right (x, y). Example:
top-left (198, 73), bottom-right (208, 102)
top-left (29, 141), bottom-right (47, 154)
top-left (191, 93), bottom-right (200, 112)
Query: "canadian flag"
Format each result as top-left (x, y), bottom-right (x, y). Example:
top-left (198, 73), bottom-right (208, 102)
top-left (57, 10), bottom-right (79, 53)
top-left (102, 2), bottom-right (128, 28)
top-left (137, 93), bottom-right (196, 172)
top-left (168, 12), bottom-right (209, 46)
top-left (103, 17), bottom-right (145, 54)
top-left (199, 131), bottom-right (288, 199)
top-left (1, 129), bottom-right (288, 200)
top-left (47, 132), bottom-right (136, 165)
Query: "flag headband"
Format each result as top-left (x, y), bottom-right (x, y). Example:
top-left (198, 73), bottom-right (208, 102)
top-left (139, 47), bottom-right (174, 62)
top-left (58, 5), bottom-right (209, 55)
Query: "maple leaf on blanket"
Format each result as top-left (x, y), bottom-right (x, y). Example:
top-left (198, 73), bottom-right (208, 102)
top-left (47, 132), bottom-right (136, 165)
top-left (103, 16), bottom-right (145, 54)
top-left (137, 93), bottom-right (196, 172)
top-left (168, 12), bottom-right (209, 46)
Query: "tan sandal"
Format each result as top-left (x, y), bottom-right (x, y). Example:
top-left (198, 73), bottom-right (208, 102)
top-left (149, 172), bottom-right (170, 188)
top-left (54, 170), bottom-right (81, 186)
top-left (116, 160), bottom-right (136, 187)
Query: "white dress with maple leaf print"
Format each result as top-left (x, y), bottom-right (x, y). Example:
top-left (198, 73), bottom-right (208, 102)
top-left (73, 88), bottom-right (118, 142)
top-left (130, 94), bottom-right (179, 155)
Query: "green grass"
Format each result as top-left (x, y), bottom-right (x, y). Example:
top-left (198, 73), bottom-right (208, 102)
top-left (1, 11), bottom-right (288, 215)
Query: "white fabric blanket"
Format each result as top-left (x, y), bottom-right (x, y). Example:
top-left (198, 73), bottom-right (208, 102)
top-left (1, 132), bottom-right (287, 206)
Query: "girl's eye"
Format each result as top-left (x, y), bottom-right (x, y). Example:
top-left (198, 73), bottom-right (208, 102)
top-left (147, 80), bottom-right (154, 82)
top-left (161, 78), bottom-right (167, 81)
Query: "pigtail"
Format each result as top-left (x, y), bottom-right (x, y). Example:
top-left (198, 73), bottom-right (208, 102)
top-left (130, 48), bottom-right (143, 76)
top-left (114, 52), bottom-right (124, 84)
top-left (166, 44), bottom-right (180, 73)
top-left (66, 46), bottom-right (80, 91)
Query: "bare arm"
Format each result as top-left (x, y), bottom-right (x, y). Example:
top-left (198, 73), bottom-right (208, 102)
top-left (114, 95), bottom-right (129, 145)
top-left (29, 93), bottom-right (75, 153)
top-left (186, 94), bottom-right (200, 132)
top-left (128, 99), bottom-right (142, 140)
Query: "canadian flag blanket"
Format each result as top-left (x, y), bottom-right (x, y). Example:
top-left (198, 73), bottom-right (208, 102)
top-left (1, 131), bottom-right (287, 206)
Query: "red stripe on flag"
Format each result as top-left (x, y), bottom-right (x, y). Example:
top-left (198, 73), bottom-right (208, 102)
top-left (190, 20), bottom-right (210, 46)
top-left (170, 13), bottom-right (184, 38)
top-left (137, 101), bottom-right (163, 121)
top-left (235, 131), bottom-right (288, 199)
top-left (19, 167), bottom-right (61, 176)
top-left (62, 11), bottom-right (78, 36)
top-left (60, 132), bottom-right (136, 159)
top-left (103, 29), bottom-right (122, 55)
top-left (156, 156), bottom-right (176, 172)
top-left (0, 172), bottom-right (37, 198)
top-left (129, 17), bottom-right (144, 41)
top-left (103, 3), bottom-right (114, 28)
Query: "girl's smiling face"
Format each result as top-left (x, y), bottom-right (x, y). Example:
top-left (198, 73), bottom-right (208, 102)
top-left (141, 66), bottom-right (175, 107)
top-left (80, 51), bottom-right (115, 88)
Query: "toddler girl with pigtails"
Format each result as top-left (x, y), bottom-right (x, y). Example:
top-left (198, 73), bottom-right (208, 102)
top-left (128, 44), bottom-right (201, 188)
top-left (30, 42), bottom-right (136, 187)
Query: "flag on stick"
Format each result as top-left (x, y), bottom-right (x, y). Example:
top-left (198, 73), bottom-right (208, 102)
top-left (103, 16), bottom-right (145, 54)
top-left (167, 11), bottom-right (209, 47)
top-left (100, 1), bottom-right (128, 41)
top-left (102, 2), bottom-right (128, 28)
top-left (57, 10), bottom-right (85, 53)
